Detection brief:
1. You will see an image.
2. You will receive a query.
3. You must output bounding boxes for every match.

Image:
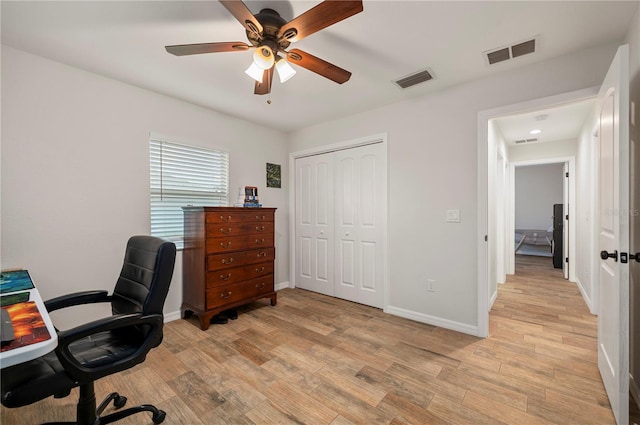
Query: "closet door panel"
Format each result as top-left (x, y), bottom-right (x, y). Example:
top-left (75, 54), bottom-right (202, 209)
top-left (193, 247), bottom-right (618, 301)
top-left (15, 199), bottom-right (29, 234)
top-left (295, 154), bottom-right (334, 296)
top-left (335, 154), bottom-right (358, 302)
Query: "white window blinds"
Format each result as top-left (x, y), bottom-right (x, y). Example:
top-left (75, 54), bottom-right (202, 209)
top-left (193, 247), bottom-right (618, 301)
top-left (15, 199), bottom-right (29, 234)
top-left (150, 137), bottom-right (229, 243)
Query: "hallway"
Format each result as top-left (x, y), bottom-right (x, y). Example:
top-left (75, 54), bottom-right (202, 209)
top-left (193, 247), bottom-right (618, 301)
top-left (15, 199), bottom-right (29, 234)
top-left (490, 254), bottom-right (615, 423)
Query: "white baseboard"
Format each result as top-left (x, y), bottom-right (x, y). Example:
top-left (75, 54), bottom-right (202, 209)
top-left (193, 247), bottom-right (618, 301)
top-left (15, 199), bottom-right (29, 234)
top-left (384, 305), bottom-right (479, 337)
top-left (275, 281), bottom-right (290, 291)
top-left (575, 276), bottom-right (595, 315)
top-left (489, 290), bottom-right (498, 310)
top-left (164, 310), bottom-right (181, 323)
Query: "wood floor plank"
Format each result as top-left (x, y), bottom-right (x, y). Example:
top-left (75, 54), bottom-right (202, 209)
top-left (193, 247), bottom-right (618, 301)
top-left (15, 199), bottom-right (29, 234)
top-left (261, 380), bottom-right (339, 424)
top-left (462, 390), bottom-right (555, 425)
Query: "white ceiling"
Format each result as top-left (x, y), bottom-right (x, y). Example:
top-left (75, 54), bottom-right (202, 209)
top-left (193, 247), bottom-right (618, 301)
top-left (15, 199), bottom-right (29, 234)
top-left (493, 98), bottom-right (597, 147)
top-left (1, 1), bottom-right (637, 132)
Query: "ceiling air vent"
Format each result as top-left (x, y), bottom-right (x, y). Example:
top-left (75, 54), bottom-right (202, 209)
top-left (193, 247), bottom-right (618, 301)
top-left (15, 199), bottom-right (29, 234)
top-left (514, 138), bottom-right (538, 144)
top-left (394, 68), bottom-right (434, 89)
top-left (487, 48), bottom-right (510, 65)
top-left (484, 36), bottom-right (537, 66)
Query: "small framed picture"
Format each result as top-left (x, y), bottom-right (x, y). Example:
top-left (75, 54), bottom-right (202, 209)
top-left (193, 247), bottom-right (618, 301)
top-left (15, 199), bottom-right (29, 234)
top-left (266, 163), bottom-right (281, 188)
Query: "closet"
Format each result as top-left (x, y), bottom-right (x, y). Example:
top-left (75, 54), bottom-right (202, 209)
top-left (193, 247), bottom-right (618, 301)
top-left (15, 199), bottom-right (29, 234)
top-left (294, 141), bottom-right (386, 308)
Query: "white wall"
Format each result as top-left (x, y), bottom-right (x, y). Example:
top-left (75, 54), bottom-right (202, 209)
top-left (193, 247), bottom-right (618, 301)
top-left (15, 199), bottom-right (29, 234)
top-left (487, 121), bottom-right (509, 307)
top-left (288, 43), bottom-right (618, 334)
top-left (1, 47), bottom-right (290, 328)
top-left (515, 163), bottom-right (564, 230)
top-left (575, 106), bottom-right (598, 311)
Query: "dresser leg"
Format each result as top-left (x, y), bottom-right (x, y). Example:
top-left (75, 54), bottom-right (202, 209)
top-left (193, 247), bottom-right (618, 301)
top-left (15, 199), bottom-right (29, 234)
top-left (199, 315), bottom-right (211, 331)
top-left (270, 294), bottom-right (277, 306)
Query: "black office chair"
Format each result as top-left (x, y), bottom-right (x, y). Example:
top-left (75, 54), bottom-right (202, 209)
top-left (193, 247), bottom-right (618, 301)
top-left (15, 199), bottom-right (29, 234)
top-left (1, 235), bottom-right (176, 425)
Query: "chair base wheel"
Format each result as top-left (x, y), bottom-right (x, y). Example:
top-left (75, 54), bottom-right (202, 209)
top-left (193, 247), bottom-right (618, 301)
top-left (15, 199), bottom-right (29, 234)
top-left (153, 409), bottom-right (166, 424)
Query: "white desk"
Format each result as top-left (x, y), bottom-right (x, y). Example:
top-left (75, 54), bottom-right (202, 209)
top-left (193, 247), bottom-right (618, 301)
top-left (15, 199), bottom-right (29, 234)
top-left (0, 277), bottom-right (58, 369)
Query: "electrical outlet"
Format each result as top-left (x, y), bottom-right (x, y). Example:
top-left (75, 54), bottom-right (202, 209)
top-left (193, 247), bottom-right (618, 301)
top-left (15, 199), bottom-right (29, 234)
top-left (427, 279), bottom-right (436, 292)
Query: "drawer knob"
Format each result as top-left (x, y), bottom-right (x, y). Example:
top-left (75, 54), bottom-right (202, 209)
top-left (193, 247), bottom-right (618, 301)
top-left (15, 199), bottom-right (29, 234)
top-left (257, 251), bottom-right (267, 258)
top-left (256, 215), bottom-right (266, 221)
top-left (220, 273), bottom-right (232, 281)
top-left (256, 283), bottom-right (265, 290)
top-left (221, 291), bottom-right (232, 299)
top-left (220, 227), bottom-right (232, 234)
top-left (256, 238), bottom-right (265, 245)
top-left (256, 267), bottom-right (265, 273)
top-left (221, 257), bottom-right (234, 265)
top-left (220, 215), bottom-right (232, 222)
top-left (220, 241), bottom-right (232, 248)
top-left (256, 226), bottom-right (265, 232)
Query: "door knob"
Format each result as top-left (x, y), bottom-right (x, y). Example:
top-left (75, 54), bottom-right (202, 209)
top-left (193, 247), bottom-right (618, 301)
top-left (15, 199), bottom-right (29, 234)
top-left (600, 250), bottom-right (618, 261)
top-left (630, 253), bottom-right (640, 262)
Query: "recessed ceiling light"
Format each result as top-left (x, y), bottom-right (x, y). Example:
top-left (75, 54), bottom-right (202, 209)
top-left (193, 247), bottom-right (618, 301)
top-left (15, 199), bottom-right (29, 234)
top-left (529, 129), bottom-right (542, 135)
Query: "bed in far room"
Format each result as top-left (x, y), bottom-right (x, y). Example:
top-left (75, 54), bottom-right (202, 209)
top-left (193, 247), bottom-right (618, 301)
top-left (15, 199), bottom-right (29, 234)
top-left (515, 229), bottom-right (553, 257)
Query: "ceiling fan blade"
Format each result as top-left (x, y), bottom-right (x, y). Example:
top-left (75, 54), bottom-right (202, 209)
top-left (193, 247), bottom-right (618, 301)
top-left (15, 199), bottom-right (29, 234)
top-left (219, 0), bottom-right (263, 36)
top-left (165, 42), bottom-right (249, 56)
top-left (277, 1), bottom-right (363, 43)
top-left (254, 67), bottom-right (274, 95)
top-left (287, 49), bottom-right (351, 84)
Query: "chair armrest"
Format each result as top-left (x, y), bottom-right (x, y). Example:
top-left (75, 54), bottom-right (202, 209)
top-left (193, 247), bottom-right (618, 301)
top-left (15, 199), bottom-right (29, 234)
top-left (45, 290), bottom-right (111, 312)
top-left (54, 313), bottom-right (163, 382)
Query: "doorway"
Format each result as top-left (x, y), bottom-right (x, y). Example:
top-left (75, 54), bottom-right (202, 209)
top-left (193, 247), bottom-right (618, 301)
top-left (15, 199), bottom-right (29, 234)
top-left (477, 86), bottom-right (599, 337)
top-left (510, 160), bottom-right (572, 279)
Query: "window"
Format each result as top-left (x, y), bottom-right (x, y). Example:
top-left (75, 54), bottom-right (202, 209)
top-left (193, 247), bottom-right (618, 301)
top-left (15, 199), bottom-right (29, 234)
top-left (150, 136), bottom-right (229, 245)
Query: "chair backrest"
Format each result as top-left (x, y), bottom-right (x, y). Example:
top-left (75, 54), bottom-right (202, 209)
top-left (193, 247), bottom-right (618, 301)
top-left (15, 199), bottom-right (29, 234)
top-left (111, 236), bottom-right (176, 317)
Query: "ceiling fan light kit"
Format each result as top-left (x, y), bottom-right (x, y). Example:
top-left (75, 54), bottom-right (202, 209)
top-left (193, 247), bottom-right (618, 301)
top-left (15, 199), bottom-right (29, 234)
top-left (165, 0), bottom-right (363, 96)
top-left (275, 57), bottom-right (296, 83)
top-left (253, 45), bottom-right (275, 70)
top-left (244, 62), bottom-right (264, 83)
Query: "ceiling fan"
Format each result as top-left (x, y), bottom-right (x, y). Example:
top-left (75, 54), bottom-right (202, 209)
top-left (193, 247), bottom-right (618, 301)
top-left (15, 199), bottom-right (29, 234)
top-left (165, 1), bottom-right (363, 95)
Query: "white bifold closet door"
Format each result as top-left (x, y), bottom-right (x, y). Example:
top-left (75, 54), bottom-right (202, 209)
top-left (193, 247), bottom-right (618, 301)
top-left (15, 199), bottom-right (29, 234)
top-left (295, 142), bottom-right (386, 309)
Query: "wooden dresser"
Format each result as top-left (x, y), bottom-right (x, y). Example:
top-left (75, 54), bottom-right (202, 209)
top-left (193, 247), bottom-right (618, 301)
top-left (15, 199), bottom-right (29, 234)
top-left (182, 206), bottom-right (277, 330)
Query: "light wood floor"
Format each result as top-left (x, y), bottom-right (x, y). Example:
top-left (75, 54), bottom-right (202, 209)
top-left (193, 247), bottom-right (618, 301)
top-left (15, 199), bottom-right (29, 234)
top-left (1, 255), bottom-right (618, 424)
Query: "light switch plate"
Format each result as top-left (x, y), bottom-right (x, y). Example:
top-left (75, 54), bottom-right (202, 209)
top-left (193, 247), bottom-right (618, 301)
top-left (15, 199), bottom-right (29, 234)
top-left (446, 209), bottom-right (460, 223)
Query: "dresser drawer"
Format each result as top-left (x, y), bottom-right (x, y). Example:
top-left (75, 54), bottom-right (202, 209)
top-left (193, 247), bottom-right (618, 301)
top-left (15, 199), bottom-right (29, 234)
top-left (206, 275), bottom-right (274, 309)
top-left (206, 261), bottom-right (274, 288)
top-left (206, 234), bottom-right (274, 254)
top-left (206, 210), bottom-right (275, 225)
top-left (206, 248), bottom-right (275, 271)
top-left (206, 221), bottom-right (274, 238)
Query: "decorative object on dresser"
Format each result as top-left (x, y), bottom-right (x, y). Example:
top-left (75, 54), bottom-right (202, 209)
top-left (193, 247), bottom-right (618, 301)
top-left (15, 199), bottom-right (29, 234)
top-left (182, 207), bottom-right (277, 330)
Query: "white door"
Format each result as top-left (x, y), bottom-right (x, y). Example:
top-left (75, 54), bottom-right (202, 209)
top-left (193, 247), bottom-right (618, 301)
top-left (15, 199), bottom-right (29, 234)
top-left (563, 162), bottom-right (569, 279)
top-left (597, 44), bottom-right (629, 425)
top-left (334, 143), bottom-right (386, 308)
top-left (295, 154), bottom-right (334, 296)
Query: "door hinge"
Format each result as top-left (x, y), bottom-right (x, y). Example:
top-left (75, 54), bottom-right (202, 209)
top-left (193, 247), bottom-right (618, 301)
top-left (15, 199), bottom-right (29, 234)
top-left (565, 172), bottom-right (569, 178)
top-left (484, 235), bottom-right (488, 242)
top-left (565, 257), bottom-right (569, 263)
top-left (565, 214), bottom-right (569, 220)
